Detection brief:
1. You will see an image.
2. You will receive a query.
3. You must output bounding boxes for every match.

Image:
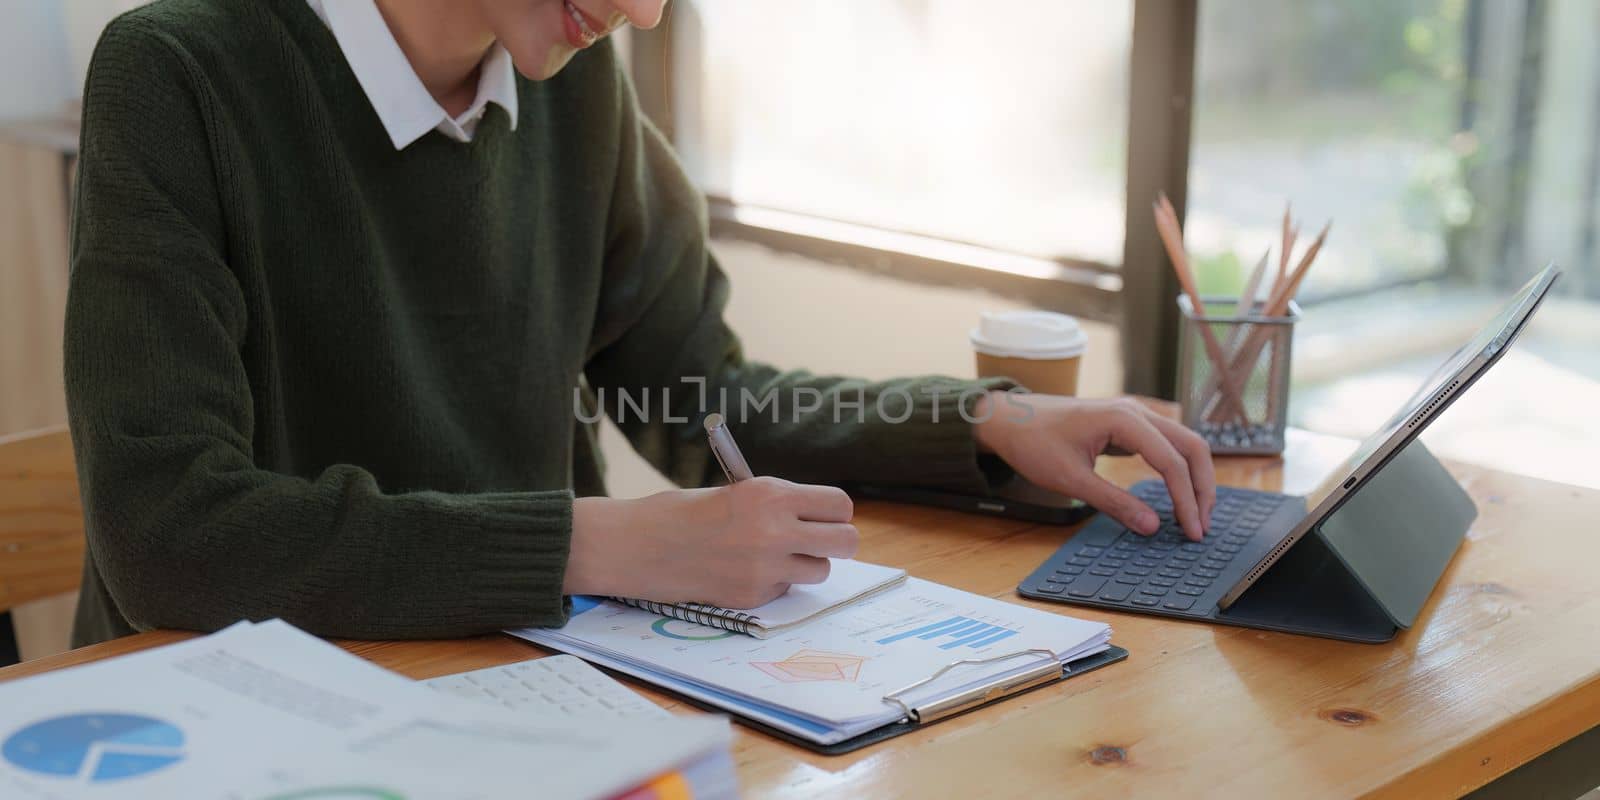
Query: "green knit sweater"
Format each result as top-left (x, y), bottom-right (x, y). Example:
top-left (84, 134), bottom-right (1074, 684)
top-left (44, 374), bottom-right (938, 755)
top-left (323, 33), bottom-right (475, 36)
top-left (65, 0), bottom-right (1001, 647)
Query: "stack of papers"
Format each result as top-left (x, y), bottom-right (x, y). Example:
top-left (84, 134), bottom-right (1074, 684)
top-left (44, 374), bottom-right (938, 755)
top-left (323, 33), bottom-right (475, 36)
top-left (0, 620), bottom-right (735, 800)
top-left (513, 579), bottom-right (1112, 745)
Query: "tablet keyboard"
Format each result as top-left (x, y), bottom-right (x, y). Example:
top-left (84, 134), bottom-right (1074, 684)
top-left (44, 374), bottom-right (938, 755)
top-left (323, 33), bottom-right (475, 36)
top-left (423, 655), bottom-right (667, 720)
top-left (1021, 482), bottom-right (1292, 613)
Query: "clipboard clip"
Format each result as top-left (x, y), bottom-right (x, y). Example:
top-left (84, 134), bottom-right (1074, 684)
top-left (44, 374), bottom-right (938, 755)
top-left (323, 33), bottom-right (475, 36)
top-left (880, 648), bottom-right (1064, 724)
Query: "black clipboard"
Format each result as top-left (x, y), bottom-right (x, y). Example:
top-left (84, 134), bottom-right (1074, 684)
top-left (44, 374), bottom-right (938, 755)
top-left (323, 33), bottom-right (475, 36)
top-left (594, 644), bottom-right (1129, 755)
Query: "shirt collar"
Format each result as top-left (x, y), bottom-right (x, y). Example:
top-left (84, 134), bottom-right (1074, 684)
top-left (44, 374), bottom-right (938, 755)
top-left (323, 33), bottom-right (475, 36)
top-left (306, 0), bottom-right (519, 149)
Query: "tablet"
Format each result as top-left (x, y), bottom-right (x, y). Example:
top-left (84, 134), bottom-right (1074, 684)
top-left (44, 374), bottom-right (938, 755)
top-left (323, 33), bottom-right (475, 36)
top-left (1218, 263), bottom-right (1561, 609)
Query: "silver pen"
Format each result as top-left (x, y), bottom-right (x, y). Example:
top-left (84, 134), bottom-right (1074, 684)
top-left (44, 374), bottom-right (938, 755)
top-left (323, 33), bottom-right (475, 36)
top-left (703, 412), bottom-right (755, 483)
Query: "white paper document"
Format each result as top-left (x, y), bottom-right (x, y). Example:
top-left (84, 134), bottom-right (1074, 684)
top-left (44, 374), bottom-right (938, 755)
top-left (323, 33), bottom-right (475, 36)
top-left (512, 578), bottom-right (1112, 745)
top-left (735, 559), bottom-right (907, 635)
top-left (0, 620), bottom-right (733, 800)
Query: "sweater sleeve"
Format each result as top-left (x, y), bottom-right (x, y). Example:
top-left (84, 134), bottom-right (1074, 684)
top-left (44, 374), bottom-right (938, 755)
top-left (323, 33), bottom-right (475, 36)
top-left (583, 45), bottom-right (1011, 492)
top-left (64, 16), bottom-right (574, 640)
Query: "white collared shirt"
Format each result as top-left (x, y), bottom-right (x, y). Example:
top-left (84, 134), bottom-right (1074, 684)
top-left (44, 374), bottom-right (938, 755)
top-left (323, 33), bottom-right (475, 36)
top-left (305, 0), bottom-right (519, 149)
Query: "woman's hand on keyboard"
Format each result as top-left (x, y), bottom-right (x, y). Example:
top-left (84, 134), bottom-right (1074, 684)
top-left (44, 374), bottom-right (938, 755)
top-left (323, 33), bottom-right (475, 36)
top-left (974, 394), bottom-right (1216, 541)
top-left (563, 477), bottom-right (859, 609)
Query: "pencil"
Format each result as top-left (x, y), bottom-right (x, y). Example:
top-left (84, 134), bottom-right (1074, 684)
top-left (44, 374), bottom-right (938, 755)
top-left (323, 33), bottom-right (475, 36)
top-left (1196, 249), bottom-right (1270, 420)
top-left (1206, 221), bottom-right (1329, 423)
top-left (1152, 195), bottom-right (1249, 422)
top-left (1279, 204), bottom-right (1295, 286)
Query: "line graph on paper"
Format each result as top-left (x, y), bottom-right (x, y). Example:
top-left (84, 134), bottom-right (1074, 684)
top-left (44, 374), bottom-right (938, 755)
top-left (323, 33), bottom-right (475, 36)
top-left (748, 650), bottom-right (868, 683)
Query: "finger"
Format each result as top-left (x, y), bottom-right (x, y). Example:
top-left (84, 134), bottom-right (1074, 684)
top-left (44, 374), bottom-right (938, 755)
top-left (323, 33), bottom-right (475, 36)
top-left (1054, 466), bottom-right (1159, 535)
top-left (742, 583), bottom-right (788, 609)
top-left (1146, 413), bottom-right (1218, 527)
top-left (1112, 413), bottom-right (1203, 541)
top-left (788, 483), bottom-right (854, 523)
top-left (783, 554), bottom-right (832, 585)
top-left (791, 522), bottom-right (859, 559)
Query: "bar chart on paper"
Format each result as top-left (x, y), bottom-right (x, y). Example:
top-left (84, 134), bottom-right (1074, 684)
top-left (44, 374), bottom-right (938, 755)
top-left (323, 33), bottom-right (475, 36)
top-left (875, 616), bottom-right (1021, 650)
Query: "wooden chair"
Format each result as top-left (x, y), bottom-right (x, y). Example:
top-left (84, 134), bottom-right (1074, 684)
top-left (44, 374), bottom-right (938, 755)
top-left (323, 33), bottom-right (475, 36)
top-left (0, 426), bottom-right (84, 643)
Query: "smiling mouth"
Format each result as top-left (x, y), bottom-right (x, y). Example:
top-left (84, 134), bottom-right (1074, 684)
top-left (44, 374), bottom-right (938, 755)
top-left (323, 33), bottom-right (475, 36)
top-left (564, 0), bottom-right (602, 48)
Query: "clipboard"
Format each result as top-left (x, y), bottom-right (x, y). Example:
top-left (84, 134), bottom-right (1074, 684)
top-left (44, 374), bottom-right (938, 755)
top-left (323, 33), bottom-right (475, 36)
top-left (598, 644), bottom-right (1129, 755)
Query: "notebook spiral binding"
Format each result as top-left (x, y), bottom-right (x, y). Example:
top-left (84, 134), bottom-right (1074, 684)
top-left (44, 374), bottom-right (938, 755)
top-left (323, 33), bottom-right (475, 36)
top-left (614, 598), bottom-right (760, 635)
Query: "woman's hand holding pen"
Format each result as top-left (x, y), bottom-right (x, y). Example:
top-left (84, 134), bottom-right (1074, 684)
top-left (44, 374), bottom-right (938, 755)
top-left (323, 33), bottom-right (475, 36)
top-left (564, 478), bottom-right (859, 610)
top-left (973, 393), bottom-right (1217, 542)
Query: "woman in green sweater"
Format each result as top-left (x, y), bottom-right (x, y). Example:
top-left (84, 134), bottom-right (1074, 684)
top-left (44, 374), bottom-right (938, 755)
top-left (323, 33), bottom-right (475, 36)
top-left (64, 0), bottom-right (1215, 646)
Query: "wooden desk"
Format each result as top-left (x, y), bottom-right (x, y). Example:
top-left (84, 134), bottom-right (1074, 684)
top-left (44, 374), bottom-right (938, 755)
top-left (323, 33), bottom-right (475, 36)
top-left (3, 430), bottom-right (1598, 798)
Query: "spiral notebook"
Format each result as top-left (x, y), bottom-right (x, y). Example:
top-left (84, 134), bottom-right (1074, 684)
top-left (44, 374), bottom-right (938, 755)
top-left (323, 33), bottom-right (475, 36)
top-left (614, 559), bottom-right (907, 638)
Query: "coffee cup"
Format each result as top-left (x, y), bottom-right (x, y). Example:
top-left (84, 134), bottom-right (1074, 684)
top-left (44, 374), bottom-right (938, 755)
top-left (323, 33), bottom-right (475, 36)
top-left (970, 310), bottom-right (1087, 397)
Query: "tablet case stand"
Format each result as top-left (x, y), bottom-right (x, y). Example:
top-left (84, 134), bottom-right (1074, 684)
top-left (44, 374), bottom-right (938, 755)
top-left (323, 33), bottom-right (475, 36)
top-left (1217, 439), bottom-right (1477, 642)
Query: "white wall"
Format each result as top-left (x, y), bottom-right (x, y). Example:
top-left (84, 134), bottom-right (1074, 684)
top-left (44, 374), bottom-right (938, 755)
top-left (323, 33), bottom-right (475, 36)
top-left (0, 0), bottom-right (73, 120)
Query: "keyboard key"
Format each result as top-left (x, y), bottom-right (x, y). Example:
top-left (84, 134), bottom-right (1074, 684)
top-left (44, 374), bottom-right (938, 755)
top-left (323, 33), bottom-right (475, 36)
top-left (1216, 543), bottom-right (1241, 554)
top-left (1139, 586), bottom-right (1169, 597)
top-left (1067, 577), bottom-right (1108, 597)
top-left (1148, 576), bottom-right (1177, 587)
top-left (1133, 558), bottom-right (1160, 569)
top-left (1176, 586), bottom-right (1205, 596)
top-left (1184, 577), bottom-right (1212, 587)
top-left (1078, 546), bottom-right (1105, 558)
top-left (1131, 596), bottom-right (1160, 606)
top-left (1163, 597), bottom-right (1198, 611)
top-left (1113, 574), bottom-right (1142, 584)
top-left (1125, 566), bottom-right (1151, 577)
top-left (1036, 582), bottom-right (1067, 594)
top-left (1089, 566), bottom-right (1116, 577)
top-left (1172, 551), bottom-right (1201, 562)
top-left (1180, 542), bottom-right (1207, 553)
top-left (1054, 566), bottom-right (1084, 577)
top-left (1193, 568), bottom-right (1221, 579)
top-left (1076, 528), bottom-right (1120, 547)
top-left (1201, 558), bottom-right (1229, 570)
top-left (1114, 538), bottom-right (1140, 551)
top-left (1099, 583), bottom-right (1136, 602)
top-left (1067, 556), bottom-right (1094, 567)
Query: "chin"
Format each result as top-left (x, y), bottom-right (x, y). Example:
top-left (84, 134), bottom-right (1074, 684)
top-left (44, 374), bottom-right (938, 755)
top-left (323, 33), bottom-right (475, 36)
top-left (515, 44), bottom-right (579, 80)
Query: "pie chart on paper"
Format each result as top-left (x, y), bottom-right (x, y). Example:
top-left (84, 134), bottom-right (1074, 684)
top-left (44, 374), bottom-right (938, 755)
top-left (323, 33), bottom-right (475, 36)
top-left (2, 713), bottom-right (186, 783)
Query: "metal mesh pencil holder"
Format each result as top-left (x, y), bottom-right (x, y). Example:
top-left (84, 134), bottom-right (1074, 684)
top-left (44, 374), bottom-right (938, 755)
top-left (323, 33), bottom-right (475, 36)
top-left (1176, 295), bottom-right (1301, 455)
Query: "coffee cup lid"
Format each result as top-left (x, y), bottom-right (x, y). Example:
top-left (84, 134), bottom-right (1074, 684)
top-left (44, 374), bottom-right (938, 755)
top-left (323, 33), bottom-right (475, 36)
top-left (970, 310), bottom-right (1087, 359)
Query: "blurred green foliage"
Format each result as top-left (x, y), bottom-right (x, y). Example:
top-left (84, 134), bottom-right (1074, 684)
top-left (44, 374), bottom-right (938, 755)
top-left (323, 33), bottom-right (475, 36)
top-left (1191, 0), bottom-right (1474, 296)
top-left (1197, 0), bottom-right (1466, 141)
